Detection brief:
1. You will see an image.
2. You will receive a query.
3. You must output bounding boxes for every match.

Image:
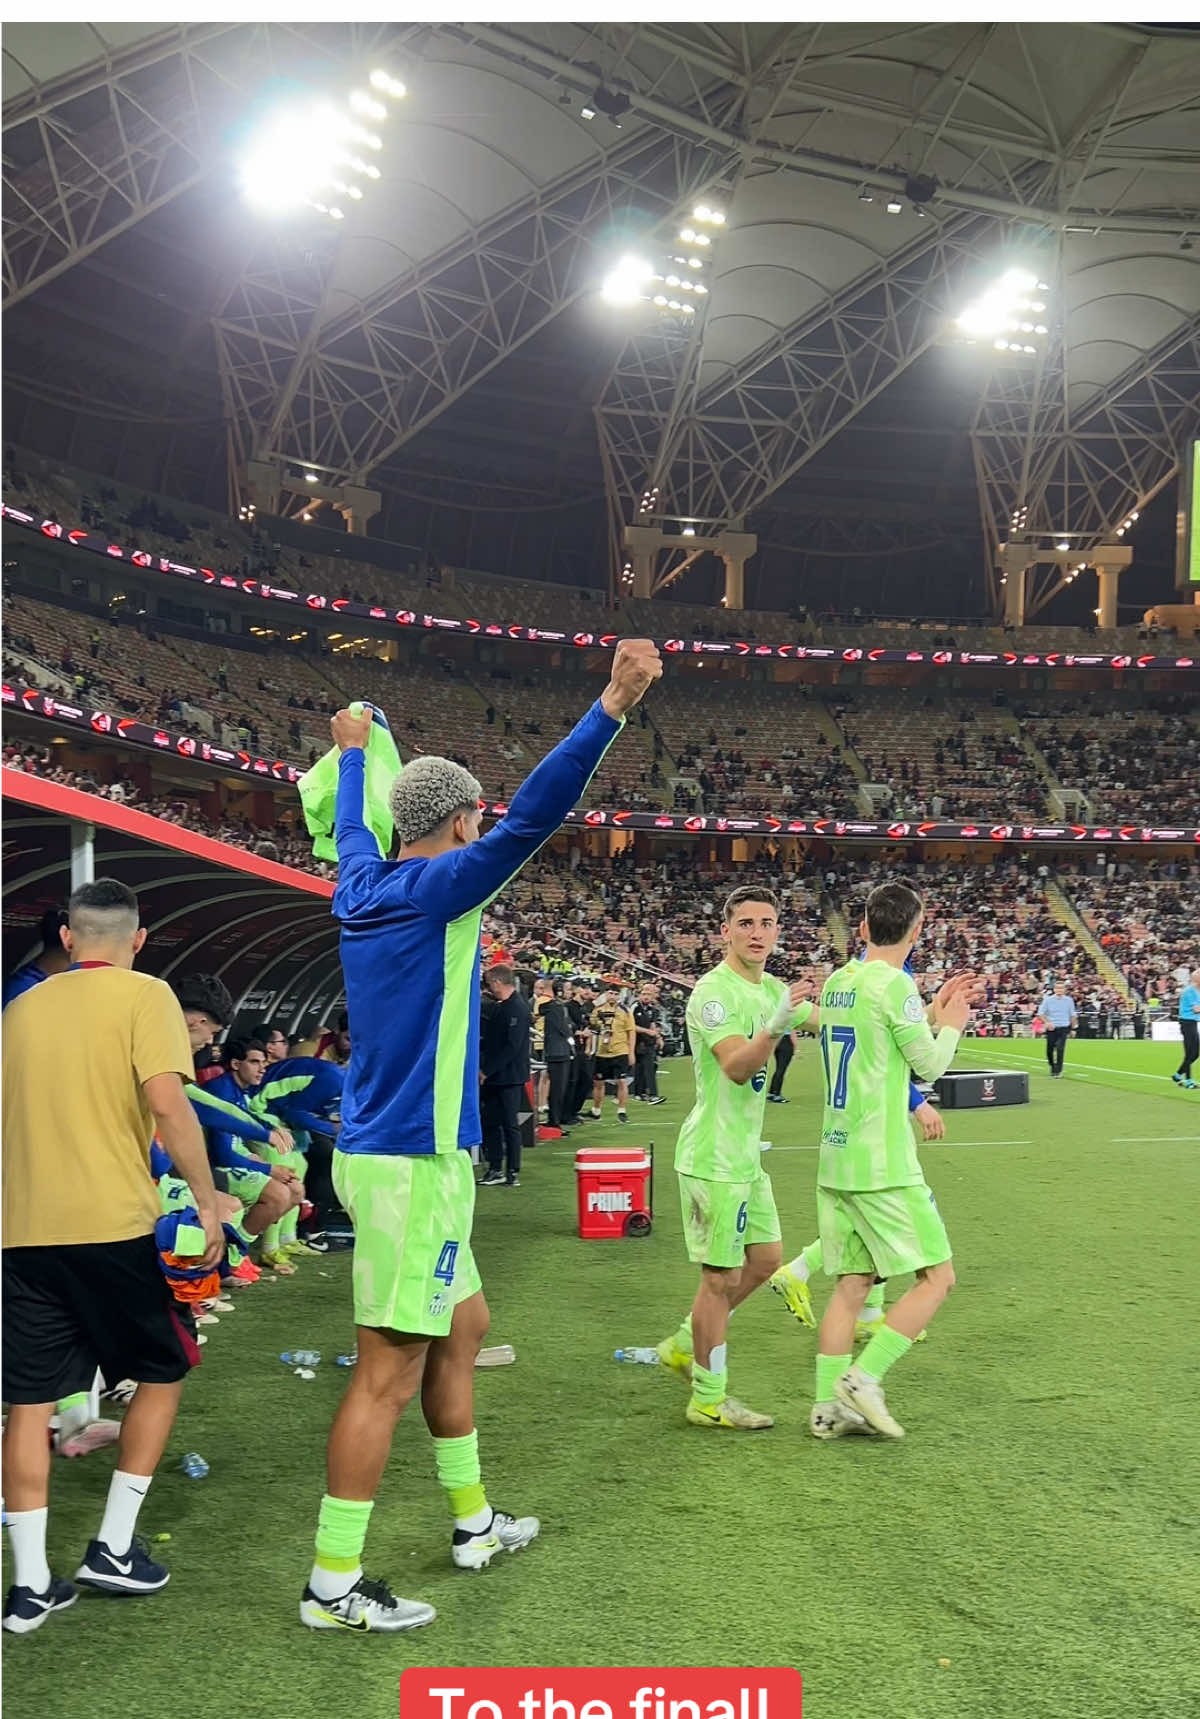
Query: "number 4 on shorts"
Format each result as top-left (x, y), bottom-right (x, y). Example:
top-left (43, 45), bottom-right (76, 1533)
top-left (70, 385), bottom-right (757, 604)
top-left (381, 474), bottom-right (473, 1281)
top-left (434, 1241), bottom-right (458, 1286)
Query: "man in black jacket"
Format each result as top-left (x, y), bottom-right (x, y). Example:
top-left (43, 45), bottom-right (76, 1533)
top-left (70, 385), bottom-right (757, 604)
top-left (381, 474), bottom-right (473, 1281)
top-left (479, 965), bottom-right (532, 1186)
top-left (566, 981), bottom-right (596, 1123)
top-left (540, 980), bottom-right (575, 1130)
top-left (632, 983), bottom-right (666, 1104)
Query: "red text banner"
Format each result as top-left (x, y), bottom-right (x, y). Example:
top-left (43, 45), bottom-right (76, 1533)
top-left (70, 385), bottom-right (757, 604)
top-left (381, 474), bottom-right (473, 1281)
top-left (397, 1670), bottom-right (802, 1719)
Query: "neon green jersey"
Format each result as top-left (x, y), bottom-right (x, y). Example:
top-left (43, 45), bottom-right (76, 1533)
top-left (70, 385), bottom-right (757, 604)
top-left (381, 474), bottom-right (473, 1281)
top-left (675, 962), bottom-right (788, 1184)
top-left (817, 958), bottom-right (960, 1191)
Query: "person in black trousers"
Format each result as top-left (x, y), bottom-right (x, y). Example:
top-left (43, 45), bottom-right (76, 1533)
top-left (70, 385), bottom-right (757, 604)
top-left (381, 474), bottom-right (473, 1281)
top-left (541, 980), bottom-right (575, 1128)
top-left (632, 984), bottom-right (666, 1103)
top-left (566, 980), bottom-right (596, 1123)
top-left (766, 1030), bottom-right (795, 1104)
top-left (478, 965), bottom-right (531, 1186)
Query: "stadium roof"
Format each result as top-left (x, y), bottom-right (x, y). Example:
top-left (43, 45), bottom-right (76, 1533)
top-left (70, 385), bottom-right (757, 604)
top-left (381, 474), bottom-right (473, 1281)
top-left (1, 770), bottom-right (342, 1024)
top-left (4, 22), bottom-right (1199, 613)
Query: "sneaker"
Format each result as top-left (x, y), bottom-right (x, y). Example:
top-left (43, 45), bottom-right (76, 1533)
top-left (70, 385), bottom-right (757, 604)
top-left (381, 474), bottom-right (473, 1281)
top-left (261, 1252), bottom-right (298, 1275)
top-left (3, 1576), bottom-right (77, 1634)
top-left (300, 1574), bottom-right (435, 1633)
top-left (282, 1240), bottom-right (309, 1257)
top-left (655, 1335), bottom-right (693, 1381)
top-left (1172, 1072), bottom-right (1184, 1085)
top-left (194, 1311), bottom-right (220, 1326)
top-left (451, 1508), bottom-right (540, 1570)
top-left (765, 1093), bottom-right (787, 1104)
top-left (505, 1176), bottom-right (521, 1187)
top-left (75, 1536), bottom-right (170, 1594)
top-left (210, 1297), bottom-right (236, 1312)
top-left (809, 1402), bottom-right (873, 1441)
top-left (589, 1108), bottom-right (602, 1120)
top-left (685, 1396), bottom-right (774, 1430)
top-left (769, 1263), bottom-right (816, 1330)
top-left (648, 1095), bottom-right (667, 1105)
top-left (1185, 1079), bottom-right (1198, 1091)
top-left (617, 1110), bottom-right (628, 1124)
top-left (57, 1419), bottom-right (122, 1458)
top-left (478, 1172), bottom-right (505, 1187)
top-left (230, 1258), bottom-right (260, 1284)
top-left (100, 1379), bottom-right (137, 1407)
top-left (301, 1233), bottom-right (331, 1253)
top-left (834, 1364), bottom-right (904, 1439)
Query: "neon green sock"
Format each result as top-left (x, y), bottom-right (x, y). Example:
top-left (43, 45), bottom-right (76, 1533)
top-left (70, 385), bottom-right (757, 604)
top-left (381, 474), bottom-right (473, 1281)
top-left (280, 1204), bottom-right (300, 1246)
top-left (815, 1352), bottom-right (850, 1401)
top-left (690, 1362), bottom-right (727, 1409)
top-left (230, 1218), bottom-right (254, 1254)
top-left (433, 1431), bottom-right (488, 1522)
top-left (56, 1391), bottom-right (89, 1413)
top-left (857, 1324), bottom-right (913, 1382)
top-left (862, 1282), bottom-right (885, 1313)
top-left (672, 1315), bottom-right (694, 1356)
top-left (313, 1495), bottom-right (373, 1574)
top-left (801, 1239), bottom-right (823, 1276)
top-left (261, 1220), bottom-right (282, 1253)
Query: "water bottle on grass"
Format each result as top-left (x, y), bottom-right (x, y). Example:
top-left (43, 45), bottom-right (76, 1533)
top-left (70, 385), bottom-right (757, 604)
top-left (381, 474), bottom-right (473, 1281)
top-left (614, 1347), bottom-right (660, 1365)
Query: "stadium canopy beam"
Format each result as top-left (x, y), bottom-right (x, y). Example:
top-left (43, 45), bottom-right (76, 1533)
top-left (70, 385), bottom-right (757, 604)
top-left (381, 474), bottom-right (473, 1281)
top-left (213, 116), bottom-right (743, 492)
top-left (596, 205), bottom-right (1012, 585)
top-left (458, 22), bottom-right (1200, 237)
top-left (972, 315), bottom-right (1200, 616)
top-left (1, 25), bottom-right (250, 307)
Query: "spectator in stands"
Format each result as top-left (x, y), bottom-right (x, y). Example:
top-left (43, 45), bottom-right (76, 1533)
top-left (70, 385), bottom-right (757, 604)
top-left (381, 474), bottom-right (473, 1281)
top-left (2, 879), bottom-right (223, 1632)
top-left (591, 980), bottom-right (637, 1123)
top-left (479, 966), bottom-right (532, 1187)
top-left (2, 907), bottom-right (69, 1010)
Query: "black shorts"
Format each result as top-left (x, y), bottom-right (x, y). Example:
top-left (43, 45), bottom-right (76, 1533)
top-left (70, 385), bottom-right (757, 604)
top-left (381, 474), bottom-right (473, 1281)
top-left (2, 1234), bottom-right (201, 1404)
top-left (594, 1055), bottom-right (633, 1083)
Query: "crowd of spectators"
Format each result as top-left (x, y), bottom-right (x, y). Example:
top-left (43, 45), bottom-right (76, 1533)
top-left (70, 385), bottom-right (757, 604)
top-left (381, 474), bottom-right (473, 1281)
top-left (1017, 699), bottom-right (1200, 825)
top-left (1057, 855), bottom-right (1195, 1010)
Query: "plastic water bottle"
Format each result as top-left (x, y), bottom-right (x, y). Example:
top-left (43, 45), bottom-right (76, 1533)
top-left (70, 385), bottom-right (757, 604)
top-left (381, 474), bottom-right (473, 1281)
top-left (180, 1452), bottom-right (209, 1479)
top-left (281, 1349), bottom-right (321, 1366)
top-left (336, 1352), bottom-right (357, 1367)
top-left (614, 1347), bottom-right (660, 1365)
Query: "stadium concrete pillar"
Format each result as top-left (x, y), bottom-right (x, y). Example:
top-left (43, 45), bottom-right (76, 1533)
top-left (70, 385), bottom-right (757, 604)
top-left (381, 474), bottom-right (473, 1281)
top-left (340, 485), bottom-right (381, 536)
top-left (1094, 563), bottom-right (1122, 629)
top-left (623, 526), bottom-right (662, 600)
top-left (716, 532), bottom-right (756, 610)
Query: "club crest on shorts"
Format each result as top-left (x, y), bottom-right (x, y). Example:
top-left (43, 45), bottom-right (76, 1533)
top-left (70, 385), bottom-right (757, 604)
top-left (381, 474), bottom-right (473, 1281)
top-left (428, 1292), bottom-right (448, 1318)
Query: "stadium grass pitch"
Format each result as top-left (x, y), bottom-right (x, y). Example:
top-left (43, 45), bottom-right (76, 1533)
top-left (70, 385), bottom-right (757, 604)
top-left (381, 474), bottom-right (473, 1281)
top-left (7, 1040), bottom-right (1198, 1719)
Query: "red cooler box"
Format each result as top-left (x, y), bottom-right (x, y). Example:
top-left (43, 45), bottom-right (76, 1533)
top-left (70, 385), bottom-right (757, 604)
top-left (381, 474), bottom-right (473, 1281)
top-left (575, 1146), bottom-right (652, 1239)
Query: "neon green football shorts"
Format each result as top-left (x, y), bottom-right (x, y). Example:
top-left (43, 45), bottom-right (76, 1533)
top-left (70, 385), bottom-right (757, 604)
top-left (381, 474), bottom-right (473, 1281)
top-left (333, 1148), bottom-right (482, 1337)
top-left (678, 1169), bottom-right (781, 1269)
top-left (818, 1182), bottom-right (952, 1281)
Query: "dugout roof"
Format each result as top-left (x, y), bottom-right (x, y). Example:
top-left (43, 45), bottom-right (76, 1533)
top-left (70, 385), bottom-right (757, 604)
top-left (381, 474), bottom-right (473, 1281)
top-left (1, 771), bottom-right (342, 1026)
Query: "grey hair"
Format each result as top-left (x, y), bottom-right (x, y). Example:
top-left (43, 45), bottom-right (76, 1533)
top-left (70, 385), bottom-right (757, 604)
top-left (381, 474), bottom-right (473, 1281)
top-left (390, 755), bottom-right (482, 846)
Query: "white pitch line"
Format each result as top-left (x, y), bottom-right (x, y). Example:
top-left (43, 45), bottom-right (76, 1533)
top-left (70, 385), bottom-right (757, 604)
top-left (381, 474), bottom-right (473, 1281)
top-left (1113, 1136), bottom-right (1200, 1144)
top-left (960, 1052), bottom-right (1179, 1085)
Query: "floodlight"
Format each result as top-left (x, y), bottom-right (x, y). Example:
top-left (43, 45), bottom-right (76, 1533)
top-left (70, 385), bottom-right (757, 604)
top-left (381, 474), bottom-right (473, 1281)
top-left (682, 525), bottom-right (696, 536)
top-left (349, 90), bottom-right (387, 121)
top-left (304, 471), bottom-right (319, 483)
top-left (601, 254), bottom-right (654, 305)
top-left (238, 99), bottom-right (348, 215)
top-left (1056, 539), bottom-right (1070, 551)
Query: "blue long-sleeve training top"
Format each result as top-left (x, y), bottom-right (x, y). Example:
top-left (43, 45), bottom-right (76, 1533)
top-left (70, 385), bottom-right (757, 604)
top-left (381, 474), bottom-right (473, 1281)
top-left (333, 698), bottom-right (622, 1156)
top-left (251, 1057), bottom-right (344, 1137)
top-left (195, 1070), bottom-right (274, 1177)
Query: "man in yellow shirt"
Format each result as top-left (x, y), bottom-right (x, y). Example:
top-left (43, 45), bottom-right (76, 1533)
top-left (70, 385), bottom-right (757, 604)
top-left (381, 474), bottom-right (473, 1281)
top-left (2, 879), bottom-right (223, 1635)
top-left (590, 980), bottom-right (637, 1124)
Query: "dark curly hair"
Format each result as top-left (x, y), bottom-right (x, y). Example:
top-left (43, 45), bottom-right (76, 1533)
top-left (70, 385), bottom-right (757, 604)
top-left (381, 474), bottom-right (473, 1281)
top-left (173, 972), bottom-right (234, 1028)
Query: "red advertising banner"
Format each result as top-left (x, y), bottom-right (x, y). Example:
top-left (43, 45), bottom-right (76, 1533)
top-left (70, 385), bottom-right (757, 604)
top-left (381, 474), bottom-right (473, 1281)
top-left (5, 500), bottom-right (1197, 673)
top-left (396, 1668), bottom-right (802, 1719)
top-left (6, 681), bottom-right (1198, 846)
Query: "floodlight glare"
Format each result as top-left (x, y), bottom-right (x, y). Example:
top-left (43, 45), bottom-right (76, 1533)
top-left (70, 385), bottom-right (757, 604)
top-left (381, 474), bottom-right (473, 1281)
top-left (238, 99), bottom-right (349, 215)
top-left (601, 254), bottom-right (654, 305)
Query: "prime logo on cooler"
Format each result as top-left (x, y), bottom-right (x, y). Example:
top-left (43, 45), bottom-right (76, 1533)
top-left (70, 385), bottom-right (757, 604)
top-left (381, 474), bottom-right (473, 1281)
top-left (588, 1190), bottom-right (633, 1213)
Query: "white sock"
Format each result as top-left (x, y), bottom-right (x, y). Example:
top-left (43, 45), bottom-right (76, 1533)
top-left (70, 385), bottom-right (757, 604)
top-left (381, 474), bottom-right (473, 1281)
top-left (785, 1255), bottom-right (811, 1281)
top-left (308, 1562), bottom-right (361, 1601)
top-left (6, 1508), bottom-right (51, 1593)
top-left (97, 1470), bottom-right (151, 1556)
top-left (455, 1505), bottom-right (493, 1534)
top-left (858, 1305), bottom-right (884, 1325)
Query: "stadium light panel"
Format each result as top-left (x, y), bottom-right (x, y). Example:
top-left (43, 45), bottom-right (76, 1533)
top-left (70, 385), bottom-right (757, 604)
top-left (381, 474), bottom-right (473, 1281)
top-left (601, 254), bottom-right (654, 305)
